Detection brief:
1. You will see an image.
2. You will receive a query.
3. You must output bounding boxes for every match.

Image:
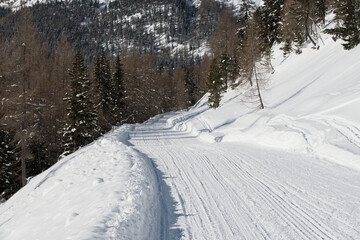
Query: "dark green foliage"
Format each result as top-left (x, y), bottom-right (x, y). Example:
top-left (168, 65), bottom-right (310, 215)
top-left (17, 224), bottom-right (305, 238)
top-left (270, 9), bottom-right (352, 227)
top-left (325, 0), bottom-right (360, 50)
top-left (280, 0), bottom-right (308, 55)
top-left (184, 67), bottom-right (197, 106)
top-left (94, 49), bottom-right (114, 130)
top-left (261, 0), bottom-right (285, 48)
top-left (27, 140), bottom-right (51, 177)
top-left (207, 58), bottom-right (226, 109)
top-left (95, 50), bottom-right (113, 114)
top-left (314, 0), bottom-right (327, 24)
top-left (0, 126), bottom-right (20, 201)
top-left (112, 54), bottom-right (126, 124)
top-left (219, 53), bottom-right (239, 88)
top-left (239, 0), bottom-right (256, 25)
top-left (63, 49), bottom-right (100, 155)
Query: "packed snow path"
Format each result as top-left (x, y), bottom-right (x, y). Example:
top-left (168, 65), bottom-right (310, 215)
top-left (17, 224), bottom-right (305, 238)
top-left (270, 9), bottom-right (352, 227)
top-left (129, 113), bottom-right (360, 240)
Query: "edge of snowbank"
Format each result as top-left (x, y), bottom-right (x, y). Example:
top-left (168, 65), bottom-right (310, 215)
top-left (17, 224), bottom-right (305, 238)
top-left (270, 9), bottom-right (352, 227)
top-left (0, 124), bottom-right (162, 240)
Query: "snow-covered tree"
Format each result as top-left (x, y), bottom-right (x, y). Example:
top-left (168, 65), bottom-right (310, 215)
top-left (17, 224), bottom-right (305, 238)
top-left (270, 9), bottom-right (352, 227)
top-left (325, 0), bottom-right (360, 50)
top-left (261, 0), bottom-right (285, 48)
top-left (63, 49), bottom-right (100, 156)
top-left (112, 54), bottom-right (126, 124)
top-left (0, 126), bottom-right (20, 201)
top-left (207, 58), bottom-right (226, 109)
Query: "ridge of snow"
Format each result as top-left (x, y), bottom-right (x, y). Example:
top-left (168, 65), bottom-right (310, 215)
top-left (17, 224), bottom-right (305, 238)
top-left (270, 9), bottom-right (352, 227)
top-left (0, 125), bottom-right (162, 239)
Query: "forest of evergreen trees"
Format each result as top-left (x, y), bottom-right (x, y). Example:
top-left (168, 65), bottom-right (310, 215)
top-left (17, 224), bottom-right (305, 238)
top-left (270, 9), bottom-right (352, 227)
top-left (1, 0), bottom-right (359, 201)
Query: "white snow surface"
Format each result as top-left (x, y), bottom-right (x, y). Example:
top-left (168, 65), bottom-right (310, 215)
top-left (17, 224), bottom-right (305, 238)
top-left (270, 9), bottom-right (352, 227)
top-left (1, 33), bottom-right (360, 239)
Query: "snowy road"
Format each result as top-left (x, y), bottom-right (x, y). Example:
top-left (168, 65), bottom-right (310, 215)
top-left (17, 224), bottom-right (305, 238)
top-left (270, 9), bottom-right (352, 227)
top-left (129, 114), bottom-right (360, 240)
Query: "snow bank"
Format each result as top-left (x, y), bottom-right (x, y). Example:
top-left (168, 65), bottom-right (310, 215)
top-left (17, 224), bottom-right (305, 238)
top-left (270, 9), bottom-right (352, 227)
top-left (0, 125), bottom-right (161, 240)
top-left (168, 33), bottom-right (360, 171)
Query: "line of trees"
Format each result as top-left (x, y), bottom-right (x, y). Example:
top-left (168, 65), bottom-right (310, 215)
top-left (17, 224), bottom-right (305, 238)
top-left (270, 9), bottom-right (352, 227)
top-left (0, 8), bottom-right (208, 201)
top-left (206, 0), bottom-right (360, 110)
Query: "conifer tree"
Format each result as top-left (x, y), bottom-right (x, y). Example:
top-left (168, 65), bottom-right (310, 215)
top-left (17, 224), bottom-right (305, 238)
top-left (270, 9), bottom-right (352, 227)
top-left (207, 58), bottom-right (226, 109)
top-left (239, 0), bottom-right (256, 25)
top-left (280, 0), bottom-right (307, 55)
top-left (261, 0), bottom-right (285, 48)
top-left (94, 49), bottom-right (113, 129)
top-left (112, 54), bottom-right (125, 124)
top-left (219, 53), bottom-right (239, 88)
top-left (63, 49), bottom-right (100, 156)
top-left (325, 0), bottom-right (360, 49)
top-left (238, 0), bottom-right (256, 41)
top-left (184, 67), bottom-right (197, 106)
top-left (0, 126), bottom-right (20, 201)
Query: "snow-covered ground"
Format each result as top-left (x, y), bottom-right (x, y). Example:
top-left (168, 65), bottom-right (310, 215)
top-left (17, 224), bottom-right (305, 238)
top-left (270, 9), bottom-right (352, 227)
top-left (0, 125), bottom-right (163, 239)
top-left (1, 29), bottom-right (360, 239)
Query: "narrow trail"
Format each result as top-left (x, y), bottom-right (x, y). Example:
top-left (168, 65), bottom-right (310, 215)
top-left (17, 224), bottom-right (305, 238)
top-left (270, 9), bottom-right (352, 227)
top-left (129, 114), bottom-right (360, 240)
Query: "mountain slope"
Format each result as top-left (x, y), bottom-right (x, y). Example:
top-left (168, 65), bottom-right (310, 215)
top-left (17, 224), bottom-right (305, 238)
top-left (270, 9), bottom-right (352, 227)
top-left (1, 31), bottom-right (360, 239)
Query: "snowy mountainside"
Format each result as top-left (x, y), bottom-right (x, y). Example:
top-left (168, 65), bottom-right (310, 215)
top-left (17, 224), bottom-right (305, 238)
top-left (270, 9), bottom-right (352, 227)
top-left (0, 0), bottom-right (262, 11)
top-left (1, 29), bottom-right (360, 239)
top-left (169, 33), bottom-right (360, 170)
top-left (0, 0), bottom-right (111, 10)
top-left (192, 0), bottom-right (262, 8)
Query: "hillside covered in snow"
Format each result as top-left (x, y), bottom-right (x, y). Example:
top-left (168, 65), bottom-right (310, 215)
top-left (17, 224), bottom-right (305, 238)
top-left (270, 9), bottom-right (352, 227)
top-left (1, 23), bottom-right (360, 239)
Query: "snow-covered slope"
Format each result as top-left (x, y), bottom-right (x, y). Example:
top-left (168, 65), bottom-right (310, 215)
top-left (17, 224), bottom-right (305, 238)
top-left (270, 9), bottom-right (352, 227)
top-left (191, 0), bottom-right (262, 9)
top-left (1, 31), bottom-right (360, 239)
top-left (1, 0), bottom-right (262, 11)
top-left (0, 125), bottom-right (163, 239)
top-left (171, 32), bottom-right (360, 171)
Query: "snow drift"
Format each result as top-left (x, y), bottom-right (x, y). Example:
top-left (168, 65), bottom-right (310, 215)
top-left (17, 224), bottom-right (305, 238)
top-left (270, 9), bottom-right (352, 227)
top-left (0, 125), bottom-right (162, 240)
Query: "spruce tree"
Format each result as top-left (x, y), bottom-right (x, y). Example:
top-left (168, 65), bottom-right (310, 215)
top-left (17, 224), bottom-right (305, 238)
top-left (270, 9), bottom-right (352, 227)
top-left (63, 49), bottom-right (100, 156)
top-left (325, 0), bottom-right (360, 50)
top-left (0, 126), bottom-right (20, 201)
top-left (261, 0), bottom-right (285, 48)
top-left (95, 49), bottom-right (113, 116)
top-left (207, 58), bottom-right (226, 109)
top-left (184, 67), bottom-right (197, 106)
top-left (219, 53), bottom-right (239, 88)
top-left (112, 54), bottom-right (125, 124)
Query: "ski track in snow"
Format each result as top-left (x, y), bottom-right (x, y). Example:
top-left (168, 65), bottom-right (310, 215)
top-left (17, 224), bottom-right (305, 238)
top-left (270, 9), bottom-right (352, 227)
top-left (129, 113), bottom-right (360, 240)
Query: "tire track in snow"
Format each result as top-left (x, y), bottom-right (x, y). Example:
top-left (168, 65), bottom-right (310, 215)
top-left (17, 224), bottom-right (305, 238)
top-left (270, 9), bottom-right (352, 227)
top-left (221, 148), bottom-right (359, 239)
top-left (129, 114), bottom-right (360, 239)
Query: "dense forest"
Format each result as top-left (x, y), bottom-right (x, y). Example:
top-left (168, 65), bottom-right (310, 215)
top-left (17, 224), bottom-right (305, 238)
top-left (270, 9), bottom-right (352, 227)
top-left (1, 0), bottom-right (359, 201)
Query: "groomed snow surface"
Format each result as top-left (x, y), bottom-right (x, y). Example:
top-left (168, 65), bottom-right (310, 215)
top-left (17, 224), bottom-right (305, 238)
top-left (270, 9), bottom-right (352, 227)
top-left (1, 33), bottom-right (360, 239)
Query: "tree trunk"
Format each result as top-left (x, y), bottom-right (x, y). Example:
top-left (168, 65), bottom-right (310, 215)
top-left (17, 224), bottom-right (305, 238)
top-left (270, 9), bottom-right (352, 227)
top-left (254, 67), bottom-right (264, 109)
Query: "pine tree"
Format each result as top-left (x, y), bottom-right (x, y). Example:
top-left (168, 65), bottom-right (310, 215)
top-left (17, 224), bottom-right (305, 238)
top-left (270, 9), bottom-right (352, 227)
top-left (219, 53), bottom-right (239, 88)
top-left (239, 0), bottom-right (256, 25)
top-left (280, 0), bottom-right (307, 55)
top-left (0, 126), bottom-right (20, 201)
top-left (261, 0), bottom-right (285, 48)
top-left (325, 0), bottom-right (360, 50)
top-left (280, 0), bottom-right (326, 55)
top-left (63, 49), bottom-right (100, 156)
top-left (184, 67), bottom-right (197, 106)
top-left (237, 0), bottom-right (256, 43)
top-left (94, 49), bottom-right (113, 129)
top-left (207, 58), bottom-right (226, 109)
top-left (112, 54), bottom-right (125, 124)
